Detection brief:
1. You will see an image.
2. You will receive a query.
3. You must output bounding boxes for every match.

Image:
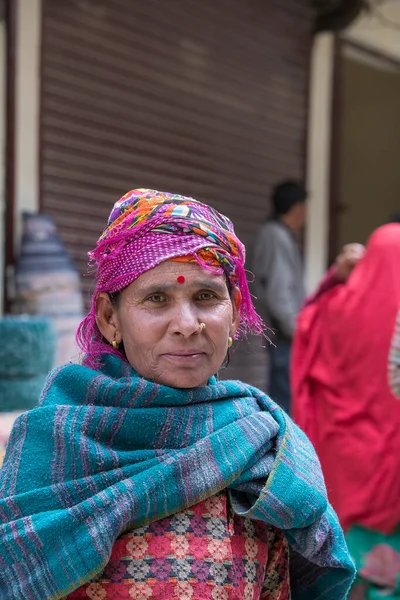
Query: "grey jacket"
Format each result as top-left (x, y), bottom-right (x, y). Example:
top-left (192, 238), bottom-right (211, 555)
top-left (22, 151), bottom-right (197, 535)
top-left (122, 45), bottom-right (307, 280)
top-left (252, 220), bottom-right (305, 339)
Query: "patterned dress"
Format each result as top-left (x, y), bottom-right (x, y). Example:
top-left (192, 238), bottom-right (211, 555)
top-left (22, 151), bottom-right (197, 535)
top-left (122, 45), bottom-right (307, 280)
top-left (389, 310), bottom-right (400, 398)
top-left (67, 491), bottom-right (290, 600)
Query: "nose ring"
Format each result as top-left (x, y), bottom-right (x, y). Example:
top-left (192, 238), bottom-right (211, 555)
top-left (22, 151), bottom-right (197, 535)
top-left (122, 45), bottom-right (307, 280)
top-left (198, 322), bottom-right (206, 333)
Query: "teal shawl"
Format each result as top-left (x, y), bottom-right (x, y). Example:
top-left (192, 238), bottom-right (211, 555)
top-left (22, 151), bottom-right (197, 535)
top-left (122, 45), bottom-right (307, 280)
top-left (0, 355), bottom-right (355, 599)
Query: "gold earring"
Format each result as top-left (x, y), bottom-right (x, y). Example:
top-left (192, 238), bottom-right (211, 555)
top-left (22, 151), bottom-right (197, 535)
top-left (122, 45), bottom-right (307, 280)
top-left (111, 336), bottom-right (119, 350)
top-left (228, 337), bottom-right (233, 348)
top-left (198, 322), bottom-right (206, 332)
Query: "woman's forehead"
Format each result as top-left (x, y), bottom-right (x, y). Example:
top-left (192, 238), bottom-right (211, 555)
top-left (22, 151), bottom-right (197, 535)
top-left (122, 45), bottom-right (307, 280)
top-left (132, 261), bottom-right (226, 289)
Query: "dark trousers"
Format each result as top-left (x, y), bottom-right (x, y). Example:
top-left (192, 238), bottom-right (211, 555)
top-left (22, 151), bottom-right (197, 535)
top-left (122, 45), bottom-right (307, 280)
top-left (268, 339), bottom-right (291, 414)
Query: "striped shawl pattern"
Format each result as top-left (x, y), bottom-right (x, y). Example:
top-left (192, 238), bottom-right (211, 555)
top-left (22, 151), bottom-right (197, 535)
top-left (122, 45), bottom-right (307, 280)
top-left (0, 355), bottom-right (354, 599)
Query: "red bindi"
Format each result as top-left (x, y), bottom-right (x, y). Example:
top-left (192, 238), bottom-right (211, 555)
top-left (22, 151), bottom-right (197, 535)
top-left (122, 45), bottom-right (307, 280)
top-left (177, 275), bottom-right (185, 284)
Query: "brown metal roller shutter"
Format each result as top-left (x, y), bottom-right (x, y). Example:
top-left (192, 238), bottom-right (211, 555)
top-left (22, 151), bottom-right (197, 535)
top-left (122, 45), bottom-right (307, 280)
top-left (40, 0), bottom-right (313, 389)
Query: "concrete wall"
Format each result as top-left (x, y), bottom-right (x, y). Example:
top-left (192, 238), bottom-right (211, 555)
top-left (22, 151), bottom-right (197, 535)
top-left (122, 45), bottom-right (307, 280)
top-left (344, 3), bottom-right (400, 63)
top-left (339, 4), bottom-right (400, 246)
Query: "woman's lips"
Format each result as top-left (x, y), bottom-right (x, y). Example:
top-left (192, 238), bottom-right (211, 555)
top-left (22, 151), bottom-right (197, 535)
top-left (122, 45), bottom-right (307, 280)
top-left (161, 351), bottom-right (205, 363)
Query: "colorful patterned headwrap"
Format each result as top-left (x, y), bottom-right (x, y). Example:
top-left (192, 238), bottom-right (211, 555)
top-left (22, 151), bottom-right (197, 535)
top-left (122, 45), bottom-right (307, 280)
top-left (77, 189), bottom-right (265, 366)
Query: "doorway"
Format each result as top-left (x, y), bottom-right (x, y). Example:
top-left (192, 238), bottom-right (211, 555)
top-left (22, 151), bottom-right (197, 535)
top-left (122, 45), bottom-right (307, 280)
top-left (330, 41), bottom-right (400, 258)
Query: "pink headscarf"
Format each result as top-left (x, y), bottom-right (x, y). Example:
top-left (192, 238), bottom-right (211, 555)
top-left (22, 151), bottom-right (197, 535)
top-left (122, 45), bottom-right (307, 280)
top-left (76, 188), bottom-right (265, 367)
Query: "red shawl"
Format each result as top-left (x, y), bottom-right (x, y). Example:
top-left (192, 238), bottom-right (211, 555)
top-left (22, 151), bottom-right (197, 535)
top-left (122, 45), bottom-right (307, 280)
top-left (292, 224), bottom-right (400, 534)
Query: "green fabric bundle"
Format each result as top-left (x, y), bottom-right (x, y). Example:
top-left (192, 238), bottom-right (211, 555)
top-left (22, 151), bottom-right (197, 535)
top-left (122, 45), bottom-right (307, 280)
top-left (0, 316), bottom-right (55, 411)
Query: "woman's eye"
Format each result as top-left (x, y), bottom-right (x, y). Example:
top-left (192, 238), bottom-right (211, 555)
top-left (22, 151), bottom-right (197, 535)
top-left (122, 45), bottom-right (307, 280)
top-left (197, 291), bottom-right (217, 301)
top-left (147, 294), bottom-right (166, 303)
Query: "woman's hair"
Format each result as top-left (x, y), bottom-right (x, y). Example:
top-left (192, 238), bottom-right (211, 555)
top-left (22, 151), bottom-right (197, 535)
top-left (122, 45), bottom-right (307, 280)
top-left (388, 210), bottom-right (400, 224)
top-left (77, 189), bottom-right (265, 368)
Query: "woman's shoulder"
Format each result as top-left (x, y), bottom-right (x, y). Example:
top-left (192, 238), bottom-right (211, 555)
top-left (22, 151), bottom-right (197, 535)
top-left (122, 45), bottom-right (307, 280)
top-left (39, 360), bottom-right (99, 407)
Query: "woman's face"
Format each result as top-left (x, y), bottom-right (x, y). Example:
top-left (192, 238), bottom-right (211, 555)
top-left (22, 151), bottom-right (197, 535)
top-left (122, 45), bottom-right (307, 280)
top-left (97, 261), bottom-right (240, 388)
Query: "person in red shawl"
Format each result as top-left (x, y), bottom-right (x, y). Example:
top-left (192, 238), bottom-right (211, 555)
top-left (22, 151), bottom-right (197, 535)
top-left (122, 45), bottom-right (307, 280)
top-left (291, 223), bottom-right (400, 599)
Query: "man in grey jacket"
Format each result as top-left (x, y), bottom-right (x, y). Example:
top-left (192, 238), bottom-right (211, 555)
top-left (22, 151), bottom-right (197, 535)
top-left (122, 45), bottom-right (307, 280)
top-left (252, 181), bottom-right (307, 413)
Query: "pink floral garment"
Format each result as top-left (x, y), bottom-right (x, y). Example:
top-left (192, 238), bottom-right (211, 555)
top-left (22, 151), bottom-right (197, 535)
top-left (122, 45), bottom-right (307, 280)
top-left (347, 525), bottom-right (400, 599)
top-left (67, 492), bottom-right (290, 600)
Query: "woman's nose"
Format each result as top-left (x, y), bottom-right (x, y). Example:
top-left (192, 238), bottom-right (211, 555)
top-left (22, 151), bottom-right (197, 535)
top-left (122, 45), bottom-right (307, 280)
top-left (170, 302), bottom-right (200, 338)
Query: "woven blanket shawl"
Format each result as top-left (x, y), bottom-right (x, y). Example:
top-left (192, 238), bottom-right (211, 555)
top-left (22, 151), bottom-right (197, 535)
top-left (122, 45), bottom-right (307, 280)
top-left (0, 355), bottom-right (355, 599)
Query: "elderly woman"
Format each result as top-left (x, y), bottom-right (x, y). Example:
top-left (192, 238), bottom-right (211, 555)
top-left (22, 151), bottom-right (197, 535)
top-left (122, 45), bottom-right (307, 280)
top-left (0, 189), bottom-right (354, 600)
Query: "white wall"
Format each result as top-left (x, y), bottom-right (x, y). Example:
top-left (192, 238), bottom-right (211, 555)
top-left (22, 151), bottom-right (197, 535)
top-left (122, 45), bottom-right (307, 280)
top-left (15, 0), bottom-right (41, 239)
top-left (0, 0), bottom-right (41, 314)
top-left (304, 33), bottom-right (335, 293)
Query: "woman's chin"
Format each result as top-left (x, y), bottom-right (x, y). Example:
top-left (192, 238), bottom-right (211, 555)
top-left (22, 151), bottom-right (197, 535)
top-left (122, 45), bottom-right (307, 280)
top-left (138, 355), bottom-right (218, 388)
top-left (153, 369), bottom-right (212, 389)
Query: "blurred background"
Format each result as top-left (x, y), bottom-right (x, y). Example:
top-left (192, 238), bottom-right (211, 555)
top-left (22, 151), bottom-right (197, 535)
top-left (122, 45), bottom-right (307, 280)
top-left (0, 0), bottom-right (399, 393)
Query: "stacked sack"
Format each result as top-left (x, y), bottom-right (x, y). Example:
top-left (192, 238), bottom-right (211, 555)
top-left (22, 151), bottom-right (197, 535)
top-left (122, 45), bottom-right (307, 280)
top-left (0, 315), bottom-right (55, 412)
top-left (13, 213), bottom-right (85, 366)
